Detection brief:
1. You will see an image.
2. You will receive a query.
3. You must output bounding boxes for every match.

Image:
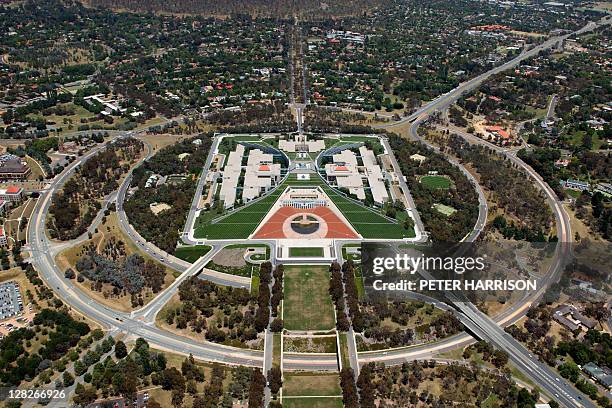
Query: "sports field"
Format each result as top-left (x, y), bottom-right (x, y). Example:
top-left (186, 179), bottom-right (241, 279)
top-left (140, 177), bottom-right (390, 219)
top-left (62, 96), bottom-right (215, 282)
top-left (434, 203), bottom-right (457, 216)
top-left (193, 173), bottom-right (415, 240)
top-left (283, 265), bottom-right (336, 331)
top-left (421, 175), bottom-right (451, 189)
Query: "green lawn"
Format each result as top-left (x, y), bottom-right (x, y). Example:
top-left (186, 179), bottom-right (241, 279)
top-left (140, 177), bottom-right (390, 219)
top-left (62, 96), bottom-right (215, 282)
top-left (353, 266), bottom-right (365, 300)
top-left (250, 269), bottom-right (260, 296)
top-left (282, 397), bottom-right (343, 408)
top-left (338, 333), bottom-right (350, 370)
top-left (284, 265), bottom-right (335, 331)
top-left (421, 175), bottom-right (451, 189)
top-left (174, 245), bottom-right (211, 263)
top-left (289, 247), bottom-right (324, 257)
top-left (225, 244), bottom-right (271, 259)
top-left (283, 373), bottom-right (342, 397)
top-left (193, 172), bottom-right (414, 240)
top-left (193, 186), bottom-right (284, 239)
top-left (273, 333), bottom-right (281, 369)
top-left (564, 188), bottom-right (582, 199)
top-left (283, 336), bottom-right (337, 353)
top-left (481, 393), bottom-right (500, 408)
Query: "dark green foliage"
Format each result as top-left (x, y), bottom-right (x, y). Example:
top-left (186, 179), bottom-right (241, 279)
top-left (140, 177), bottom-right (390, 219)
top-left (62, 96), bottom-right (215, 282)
top-left (125, 135), bottom-right (212, 253)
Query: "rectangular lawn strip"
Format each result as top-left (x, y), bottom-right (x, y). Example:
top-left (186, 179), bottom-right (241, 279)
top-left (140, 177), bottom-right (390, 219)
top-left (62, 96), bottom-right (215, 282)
top-left (283, 265), bottom-right (335, 331)
top-left (199, 223), bottom-right (258, 239)
top-left (353, 265), bottom-right (365, 300)
top-left (283, 373), bottom-right (342, 397)
top-left (250, 269), bottom-right (259, 296)
top-left (353, 222), bottom-right (414, 238)
top-left (433, 203), bottom-right (457, 217)
top-left (338, 333), bottom-right (350, 370)
top-left (289, 247), bottom-right (324, 257)
top-left (225, 243), bottom-right (271, 258)
top-left (273, 333), bottom-right (281, 369)
top-left (174, 245), bottom-right (211, 263)
top-left (282, 397), bottom-right (343, 408)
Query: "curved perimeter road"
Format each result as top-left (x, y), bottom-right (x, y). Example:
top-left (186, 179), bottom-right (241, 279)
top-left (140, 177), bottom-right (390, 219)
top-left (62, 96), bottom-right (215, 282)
top-left (27, 135), bottom-right (265, 368)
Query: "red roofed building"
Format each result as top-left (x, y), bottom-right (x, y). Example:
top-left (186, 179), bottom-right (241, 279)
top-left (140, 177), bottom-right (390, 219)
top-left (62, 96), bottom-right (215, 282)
top-left (485, 125), bottom-right (512, 143)
top-left (259, 164), bottom-right (270, 172)
top-left (0, 186), bottom-right (23, 202)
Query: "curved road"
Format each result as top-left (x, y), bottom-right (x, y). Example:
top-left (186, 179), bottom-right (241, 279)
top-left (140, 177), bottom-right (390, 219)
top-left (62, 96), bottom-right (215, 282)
top-left (27, 135), bottom-right (265, 368)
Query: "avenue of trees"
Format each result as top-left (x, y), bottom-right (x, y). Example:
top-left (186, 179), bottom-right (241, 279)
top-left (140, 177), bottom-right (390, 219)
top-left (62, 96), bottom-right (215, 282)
top-left (0, 309), bottom-right (90, 386)
top-left (356, 360), bottom-right (548, 408)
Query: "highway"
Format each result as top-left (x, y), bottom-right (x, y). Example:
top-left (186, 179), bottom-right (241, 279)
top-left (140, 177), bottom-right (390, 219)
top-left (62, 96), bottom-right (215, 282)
top-left (26, 132), bottom-right (333, 372)
top-left (372, 19), bottom-right (607, 131)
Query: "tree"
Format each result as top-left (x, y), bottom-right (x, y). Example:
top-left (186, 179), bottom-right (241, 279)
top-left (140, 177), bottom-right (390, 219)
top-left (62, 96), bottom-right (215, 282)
top-left (74, 360), bottom-right (87, 376)
top-left (64, 268), bottom-right (75, 279)
top-left (267, 367), bottom-right (282, 394)
top-left (270, 318), bottom-right (283, 332)
top-left (63, 371), bottom-right (74, 387)
top-left (491, 350), bottom-right (509, 368)
top-left (160, 367), bottom-right (185, 392)
top-left (340, 368), bottom-right (358, 408)
top-left (248, 369), bottom-right (266, 408)
top-left (114, 340), bottom-right (128, 359)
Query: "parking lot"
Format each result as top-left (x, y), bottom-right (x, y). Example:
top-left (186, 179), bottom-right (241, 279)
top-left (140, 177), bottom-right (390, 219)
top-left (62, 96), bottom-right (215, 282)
top-left (0, 280), bottom-right (35, 339)
top-left (0, 280), bottom-right (22, 320)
